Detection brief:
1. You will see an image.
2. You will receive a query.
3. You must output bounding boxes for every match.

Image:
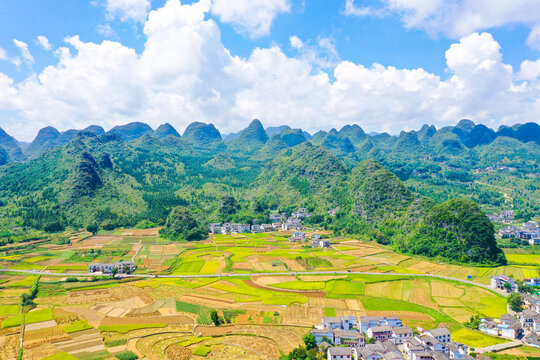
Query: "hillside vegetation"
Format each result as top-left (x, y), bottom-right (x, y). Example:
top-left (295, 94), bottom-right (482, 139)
top-left (0, 119), bottom-right (537, 264)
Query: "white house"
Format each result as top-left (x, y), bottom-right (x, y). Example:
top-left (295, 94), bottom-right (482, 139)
top-left (327, 347), bottom-right (356, 360)
top-left (424, 328), bottom-right (451, 343)
top-left (392, 326), bottom-right (413, 344)
top-left (367, 325), bottom-right (393, 340)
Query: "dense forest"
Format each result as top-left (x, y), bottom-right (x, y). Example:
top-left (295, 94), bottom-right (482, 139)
top-left (0, 119), bottom-right (538, 265)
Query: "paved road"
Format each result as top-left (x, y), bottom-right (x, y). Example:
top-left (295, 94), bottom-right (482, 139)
top-left (0, 268), bottom-right (508, 297)
top-left (476, 340), bottom-right (522, 353)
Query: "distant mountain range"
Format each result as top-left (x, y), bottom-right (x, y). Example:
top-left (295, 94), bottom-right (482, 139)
top-left (0, 119), bottom-right (538, 164)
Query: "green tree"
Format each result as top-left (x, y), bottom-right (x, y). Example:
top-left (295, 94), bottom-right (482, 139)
top-left (211, 310), bottom-right (221, 326)
top-left (303, 333), bottom-right (317, 350)
top-left (159, 206), bottom-right (207, 242)
top-left (111, 267), bottom-right (118, 278)
top-left (219, 195), bottom-right (239, 216)
top-left (86, 223), bottom-right (99, 235)
top-left (508, 293), bottom-right (523, 313)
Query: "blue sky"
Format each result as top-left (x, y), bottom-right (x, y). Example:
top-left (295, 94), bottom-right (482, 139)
top-left (0, 0), bottom-right (540, 140)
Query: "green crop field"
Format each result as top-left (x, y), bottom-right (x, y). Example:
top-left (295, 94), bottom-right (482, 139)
top-left (0, 305), bottom-right (19, 316)
top-left (193, 345), bottom-right (212, 356)
top-left (2, 308), bottom-right (53, 328)
top-left (61, 320), bottom-right (93, 333)
top-left (42, 352), bottom-right (79, 360)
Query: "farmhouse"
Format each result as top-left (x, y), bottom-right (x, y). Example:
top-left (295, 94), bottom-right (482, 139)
top-left (490, 275), bottom-right (517, 292)
top-left (367, 325), bottom-right (393, 340)
top-left (333, 329), bottom-right (365, 346)
top-left (327, 346), bottom-right (355, 360)
top-left (88, 261), bottom-right (133, 274)
top-left (359, 316), bottom-right (402, 332)
top-left (321, 315), bottom-right (357, 330)
top-left (392, 326), bottom-right (413, 344)
top-left (312, 239), bottom-right (331, 248)
top-left (424, 328), bottom-right (451, 343)
top-left (519, 309), bottom-right (540, 329)
top-left (290, 232), bottom-right (306, 242)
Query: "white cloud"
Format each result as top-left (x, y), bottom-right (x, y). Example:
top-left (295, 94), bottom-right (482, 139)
top-left (0, 47), bottom-right (8, 61)
top-left (1, 1), bottom-right (540, 141)
top-left (346, 0), bottom-right (540, 49)
top-left (13, 39), bottom-right (34, 66)
top-left (289, 35), bottom-right (340, 70)
top-left (97, 23), bottom-right (116, 38)
top-left (527, 25), bottom-right (540, 50)
top-left (104, 0), bottom-right (151, 23)
top-left (36, 36), bottom-right (51, 50)
top-left (210, 0), bottom-right (290, 38)
top-left (343, 0), bottom-right (387, 17)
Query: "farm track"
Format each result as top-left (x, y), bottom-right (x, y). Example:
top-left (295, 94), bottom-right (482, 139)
top-left (0, 268), bottom-right (509, 297)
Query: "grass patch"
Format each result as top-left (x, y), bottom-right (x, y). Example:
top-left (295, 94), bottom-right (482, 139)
top-left (361, 296), bottom-right (452, 325)
top-left (324, 307), bottom-right (336, 317)
top-left (115, 350), bottom-right (138, 360)
top-left (105, 338), bottom-right (127, 347)
top-left (61, 320), bottom-right (93, 333)
top-left (0, 305), bottom-right (19, 316)
top-left (42, 352), bottom-right (79, 360)
top-left (452, 328), bottom-right (507, 347)
top-left (98, 323), bottom-right (167, 333)
top-left (193, 346), bottom-right (212, 356)
top-left (179, 337), bottom-right (211, 347)
top-left (6, 276), bottom-right (38, 288)
top-left (2, 308), bottom-right (53, 328)
top-left (176, 300), bottom-right (212, 325)
top-left (327, 280), bottom-right (365, 296)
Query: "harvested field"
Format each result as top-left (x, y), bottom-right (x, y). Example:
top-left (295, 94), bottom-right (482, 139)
top-left (0, 332), bottom-right (18, 360)
top-left (252, 276), bottom-right (295, 286)
top-left (232, 262), bottom-right (252, 270)
top-left (100, 314), bottom-right (192, 326)
top-left (25, 319), bottom-right (57, 331)
top-left (283, 259), bottom-right (305, 271)
top-left (221, 334), bottom-right (281, 359)
top-left (345, 299), bottom-right (364, 311)
top-left (167, 344), bottom-right (192, 360)
top-left (54, 328), bottom-right (106, 356)
top-left (62, 307), bottom-right (104, 327)
top-left (24, 326), bottom-right (70, 345)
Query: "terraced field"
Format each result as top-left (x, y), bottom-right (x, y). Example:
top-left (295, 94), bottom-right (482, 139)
top-left (1, 228), bottom-right (540, 358)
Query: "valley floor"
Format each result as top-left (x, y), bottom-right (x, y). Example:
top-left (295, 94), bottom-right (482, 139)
top-left (0, 228), bottom-right (539, 359)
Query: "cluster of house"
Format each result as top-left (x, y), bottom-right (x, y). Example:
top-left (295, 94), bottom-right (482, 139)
top-left (88, 260), bottom-right (134, 274)
top-left (498, 221), bottom-right (540, 245)
top-left (474, 165), bottom-right (516, 174)
top-left (486, 276), bottom-right (540, 347)
top-left (487, 210), bottom-right (515, 224)
top-left (209, 209), bottom-right (311, 234)
top-left (311, 316), bottom-right (470, 360)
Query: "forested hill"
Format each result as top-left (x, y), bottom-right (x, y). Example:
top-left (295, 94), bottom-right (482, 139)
top-left (0, 119), bottom-right (537, 265)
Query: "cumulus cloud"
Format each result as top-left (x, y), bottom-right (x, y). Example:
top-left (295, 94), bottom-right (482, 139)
top-left (1, 0), bottom-right (540, 140)
top-left (13, 39), bottom-right (34, 66)
top-left (210, 0), bottom-right (290, 38)
top-left (104, 0), bottom-right (151, 23)
top-left (36, 36), bottom-right (51, 50)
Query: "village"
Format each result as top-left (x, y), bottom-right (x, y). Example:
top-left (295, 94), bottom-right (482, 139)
top-left (310, 315), bottom-right (465, 360)
top-left (498, 220), bottom-right (540, 245)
